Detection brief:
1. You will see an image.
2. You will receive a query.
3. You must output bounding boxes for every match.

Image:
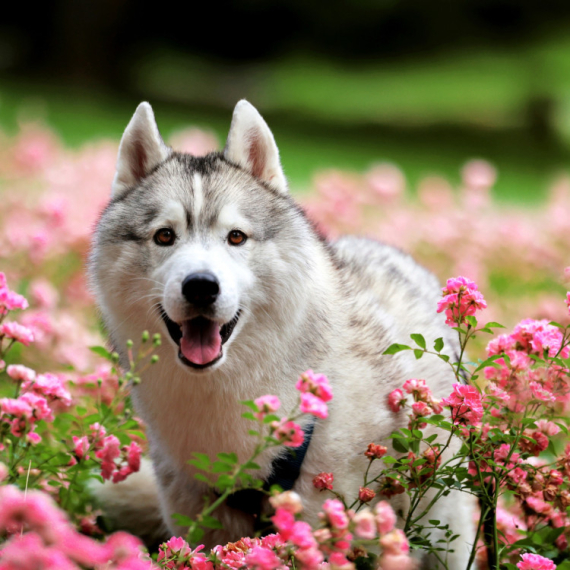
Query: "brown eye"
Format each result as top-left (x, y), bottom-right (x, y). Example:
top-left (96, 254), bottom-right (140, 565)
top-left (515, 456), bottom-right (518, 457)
top-left (154, 228), bottom-right (176, 246)
top-left (228, 230), bottom-right (247, 246)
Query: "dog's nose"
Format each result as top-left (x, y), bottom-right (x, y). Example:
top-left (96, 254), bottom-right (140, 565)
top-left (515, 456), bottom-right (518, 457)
top-left (182, 273), bottom-right (220, 307)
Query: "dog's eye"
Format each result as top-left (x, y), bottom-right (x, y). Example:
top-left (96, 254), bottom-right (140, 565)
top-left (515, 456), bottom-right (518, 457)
top-left (228, 230), bottom-right (247, 246)
top-left (154, 228), bottom-right (176, 246)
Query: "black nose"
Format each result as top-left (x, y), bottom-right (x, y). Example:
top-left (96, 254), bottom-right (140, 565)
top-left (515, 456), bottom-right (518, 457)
top-left (182, 273), bottom-right (220, 307)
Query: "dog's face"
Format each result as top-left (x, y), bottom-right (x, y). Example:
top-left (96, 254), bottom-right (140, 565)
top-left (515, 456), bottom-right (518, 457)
top-left (90, 101), bottom-right (314, 374)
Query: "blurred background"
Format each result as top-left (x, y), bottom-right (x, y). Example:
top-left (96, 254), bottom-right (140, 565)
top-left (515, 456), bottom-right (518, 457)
top-left (3, 0), bottom-right (570, 200)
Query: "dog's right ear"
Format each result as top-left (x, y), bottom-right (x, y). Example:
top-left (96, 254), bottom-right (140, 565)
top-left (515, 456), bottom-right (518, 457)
top-left (112, 102), bottom-right (171, 197)
top-left (224, 100), bottom-right (288, 194)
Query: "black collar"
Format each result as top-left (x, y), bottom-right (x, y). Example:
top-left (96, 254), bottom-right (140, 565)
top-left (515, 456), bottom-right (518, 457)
top-left (224, 419), bottom-right (316, 518)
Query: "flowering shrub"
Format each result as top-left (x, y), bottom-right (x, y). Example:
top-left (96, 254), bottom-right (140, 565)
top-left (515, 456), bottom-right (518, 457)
top-left (1, 123), bottom-right (569, 569)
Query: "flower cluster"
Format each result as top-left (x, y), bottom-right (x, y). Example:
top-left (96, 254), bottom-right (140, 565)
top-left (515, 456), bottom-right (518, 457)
top-left (436, 276), bottom-right (487, 327)
top-left (296, 369), bottom-right (333, 419)
top-left (388, 378), bottom-right (443, 428)
top-left (265, 370), bottom-right (333, 448)
top-left (0, 485), bottom-right (150, 569)
top-left (1, 363), bottom-right (71, 444)
top-left (153, 493), bottom-right (413, 570)
top-left (72, 423), bottom-right (142, 482)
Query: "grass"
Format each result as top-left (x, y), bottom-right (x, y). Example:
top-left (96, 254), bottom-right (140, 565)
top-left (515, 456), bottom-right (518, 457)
top-left (2, 41), bottom-right (570, 204)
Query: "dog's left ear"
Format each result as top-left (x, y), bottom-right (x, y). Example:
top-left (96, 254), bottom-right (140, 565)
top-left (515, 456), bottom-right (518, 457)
top-left (224, 100), bottom-right (288, 194)
top-left (112, 102), bottom-right (171, 197)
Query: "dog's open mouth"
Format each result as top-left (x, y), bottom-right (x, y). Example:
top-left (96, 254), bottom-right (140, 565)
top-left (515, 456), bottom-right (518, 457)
top-left (159, 307), bottom-right (240, 369)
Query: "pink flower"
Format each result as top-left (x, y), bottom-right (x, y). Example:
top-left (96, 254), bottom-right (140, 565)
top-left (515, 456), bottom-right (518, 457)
top-left (0, 486), bottom-right (69, 544)
top-left (353, 510), bottom-right (376, 539)
top-left (0, 321), bottom-right (35, 345)
top-left (441, 383), bottom-right (483, 426)
top-left (512, 319), bottom-right (568, 359)
top-left (271, 419), bottom-right (304, 448)
top-left (402, 378), bottom-right (431, 399)
top-left (20, 392), bottom-right (53, 422)
top-left (365, 443), bottom-right (388, 459)
top-left (329, 552), bottom-right (353, 570)
top-left (530, 382), bottom-right (556, 403)
top-left (535, 420), bottom-right (560, 437)
top-left (245, 546), bottom-right (282, 570)
top-left (300, 392), bottom-right (328, 419)
top-left (126, 441), bottom-right (142, 472)
top-left (379, 554), bottom-right (416, 570)
top-left (269, 491), bottom-right (303, 514)
top-left (158, 535), bottom-right (191, 562)
top-left (24, 373), bottom-right (71, 406)
top-left (27, 432), bottom-right (41, 445)
top-left (295, 547), bottom-right (324, 570)
top-left (72, 436), bottom-right (90, 459)
top-left (6, 364), bottom-right (36, 384)
top-left (380, 529), bottom-right (410, 555)
top-left (526, 496), bottom-right (552, 515)
top-left (254, 395), bottom-right (281, 419)
top-left (290, 521), bottom-right (317, 549)
top-left (437, 276), bottom-right (487, 326)
top-left (358, 487), bottom-right (376, 502)
top-left (313, 472), bottom-right (334, 491)
top-left (517, 553), bottom-right (556, 570)
top-left (411, 401), bottom-right (432, 418)
top-left (374, 501), bottom-right (397, 535)
top-left (566, 292), bottom-right (570, 315)
top-left (95, 435), bottom-right (121, 480)
top-left (272, 507), bottom-right (296, 540)
top-left (388, 389), bottom-right (406, 413)
top-left (321, 499), bottom-right (349, 530)
top-left (295, 370), bottom-right (333, 402)
top-left (0, 274), bottom-right (29, 314)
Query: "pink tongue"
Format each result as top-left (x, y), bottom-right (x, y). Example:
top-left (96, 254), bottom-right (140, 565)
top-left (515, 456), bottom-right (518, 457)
top-left (180, 319), bottom-right (222, 365)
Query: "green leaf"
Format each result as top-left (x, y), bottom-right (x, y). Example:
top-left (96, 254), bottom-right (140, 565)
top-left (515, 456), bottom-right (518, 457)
top-left (243, 461), bottom-right (261, 471)
top-left (410, 334), bottom-right (426, 349)
top-left (438, 354), bottom-right (450, 363)
top-left (392, 438), bottom-right (409, 453)
top-left (383, 343), bottom-right (411, 355)
top-left (89, 346), bottom-right (113, 361)
top-left (413, 349), bottom-right (424, 359)
top-left (485, 322), bottom-right (505, 329)
top-left (172, 513), bottom-right (194, 527)
top-left (434, 337), bottom-right (444, 352)
top-left (200, 515), bottom-right (224, 529)
top-left (194, 473), bottom-right (209, 483)
top-left (188, 453), bottom-right (211, 471)
top-left (465, 315), bottom-right (477, 328)
top-left (188, 526), bottom-right (204, 544)
top-left (216, 474), bottom-right (234, 490)
top-left (212, 461), bottom-right (233, 473)
top-left (262, 414), bottom-right (280, 424)
top-left (241, 412), bottom-right (256, 421)
top-left (428, 520), bottom-right (441, 526)
top-left (240, 400), bottom-right (259, 412)
top-left (217, 452), bottom-right (238, 463)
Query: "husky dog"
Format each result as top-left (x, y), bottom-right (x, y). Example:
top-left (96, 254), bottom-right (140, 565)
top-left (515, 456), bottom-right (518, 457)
top-left (89, 101), bottom-right (475, 566)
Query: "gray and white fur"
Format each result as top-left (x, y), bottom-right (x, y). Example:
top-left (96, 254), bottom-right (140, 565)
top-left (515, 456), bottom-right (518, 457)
top-left (89, 100), bottom-right (475, 567)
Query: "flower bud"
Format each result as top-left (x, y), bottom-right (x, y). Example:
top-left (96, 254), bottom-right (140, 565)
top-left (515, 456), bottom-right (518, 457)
top-left (313, 472), bottom-right (334, 491)
top-left (358, 487), bottom-right (376, 503)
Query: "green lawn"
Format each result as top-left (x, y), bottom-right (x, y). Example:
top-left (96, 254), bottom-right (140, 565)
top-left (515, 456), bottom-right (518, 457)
top-left (2, 43), bottom-right (570, 204)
